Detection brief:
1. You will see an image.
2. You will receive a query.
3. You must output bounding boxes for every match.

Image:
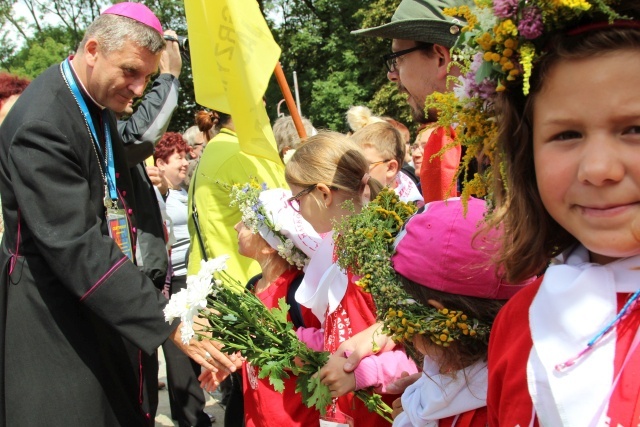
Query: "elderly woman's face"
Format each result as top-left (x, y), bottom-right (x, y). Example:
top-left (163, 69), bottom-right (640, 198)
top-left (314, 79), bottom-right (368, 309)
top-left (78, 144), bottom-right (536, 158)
top-left (160, 151), bottom-right (189, 188)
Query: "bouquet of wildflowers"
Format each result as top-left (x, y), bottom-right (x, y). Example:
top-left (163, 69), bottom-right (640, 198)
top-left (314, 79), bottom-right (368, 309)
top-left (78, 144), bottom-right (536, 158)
top-left (334, 189), bottom-right (490, 356)
top-left (164, 259), bottom-right (393, 420)
top-left (426, 0), bottom-right (622, 202)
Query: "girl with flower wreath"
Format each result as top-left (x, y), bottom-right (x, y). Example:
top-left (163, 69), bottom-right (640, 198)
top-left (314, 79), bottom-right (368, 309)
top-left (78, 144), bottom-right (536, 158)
top-left (447, 1), bottom-right (640, 426)
top-left (285, 132), bottom-right (417, 426)
top-left (199, 184), bottom-right (324, 427)
top-left (367, 197), bottom-right (529, 427)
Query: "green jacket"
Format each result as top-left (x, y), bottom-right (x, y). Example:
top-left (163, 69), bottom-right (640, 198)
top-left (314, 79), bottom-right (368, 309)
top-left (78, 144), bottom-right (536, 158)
top-left (187, 128), bottom-right (287, 283)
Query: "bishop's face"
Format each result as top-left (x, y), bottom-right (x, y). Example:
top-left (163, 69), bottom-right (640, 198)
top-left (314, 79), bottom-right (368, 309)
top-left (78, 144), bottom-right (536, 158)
top-left (86, 38), bottom-right (161, 113)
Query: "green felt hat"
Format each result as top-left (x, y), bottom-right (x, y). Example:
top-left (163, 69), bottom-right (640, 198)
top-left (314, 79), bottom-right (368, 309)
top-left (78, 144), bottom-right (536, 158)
top-left (351, 0), bottom-right (472, 48)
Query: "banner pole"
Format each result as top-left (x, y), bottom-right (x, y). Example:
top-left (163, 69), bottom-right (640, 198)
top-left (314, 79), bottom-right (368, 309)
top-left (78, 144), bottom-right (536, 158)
top-left (293, 71), bottom-right (302, 116)
top-left (274, 62), bottom-right (307, 139)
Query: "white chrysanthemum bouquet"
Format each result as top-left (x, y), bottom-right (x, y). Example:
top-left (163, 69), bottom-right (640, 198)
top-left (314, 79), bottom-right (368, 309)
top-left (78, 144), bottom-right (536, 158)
top-left (164, 256), bottom-right (392, 420)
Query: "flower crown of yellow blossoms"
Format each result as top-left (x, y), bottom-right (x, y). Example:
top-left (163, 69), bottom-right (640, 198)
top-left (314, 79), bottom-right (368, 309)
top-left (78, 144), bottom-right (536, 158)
top-left (333, 188), bottom-right (490, 357)
top-left (427, 0), bottom-right (626, 202)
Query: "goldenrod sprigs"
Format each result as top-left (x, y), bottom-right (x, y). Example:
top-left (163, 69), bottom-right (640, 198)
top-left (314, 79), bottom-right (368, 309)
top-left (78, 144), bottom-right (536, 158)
top-left (428, 0), bottom-right (624, 205)
top-left (385, 306), bottom-right (490, 347)
top-left (333, 189), bottom-right (490, 356)
top-left (334, 187), bottom-right (415, 299)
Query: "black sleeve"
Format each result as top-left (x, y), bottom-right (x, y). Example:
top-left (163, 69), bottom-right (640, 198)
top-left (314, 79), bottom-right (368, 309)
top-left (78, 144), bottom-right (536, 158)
top-left (7, 120), bottom-right (175, 354)
top-left (119, 74), bottom-right (180, 167)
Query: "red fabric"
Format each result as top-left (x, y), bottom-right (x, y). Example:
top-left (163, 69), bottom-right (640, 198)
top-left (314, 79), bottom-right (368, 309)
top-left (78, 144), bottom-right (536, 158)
top-left (606, 293), bottom-right (640, 426)
top-left (488, 276), bottom-right (640, 426)
top-left (243, 269), bottom-right (322, 427)
top-left (440, 407), bottom-right (488, 427)
top-left (419, 126), bottom-right (461, 204)
top-left (487, 276), bottom-right (541, 427)
top-left (322, 273), bottom-right (396, 426)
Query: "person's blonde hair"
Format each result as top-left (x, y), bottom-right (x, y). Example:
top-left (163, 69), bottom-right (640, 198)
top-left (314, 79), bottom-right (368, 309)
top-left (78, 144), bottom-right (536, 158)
top-left (350, 121), bottom-right (406, 166)
top-left (285, 131), bottom-right (383, 203)
top-left (345, 105), bottom-right (384, 132)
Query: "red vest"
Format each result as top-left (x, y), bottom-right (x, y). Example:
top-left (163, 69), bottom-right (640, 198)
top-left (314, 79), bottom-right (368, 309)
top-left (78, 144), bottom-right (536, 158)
top-left (487, 276), bottom-right (640, 426)
top-left (243, 270), bottom-right (321, 427)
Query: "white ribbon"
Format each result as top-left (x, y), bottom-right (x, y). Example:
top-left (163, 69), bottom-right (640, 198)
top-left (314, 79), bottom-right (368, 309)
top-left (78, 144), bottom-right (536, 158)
top-left (528, 245), bottom-right (640, 426)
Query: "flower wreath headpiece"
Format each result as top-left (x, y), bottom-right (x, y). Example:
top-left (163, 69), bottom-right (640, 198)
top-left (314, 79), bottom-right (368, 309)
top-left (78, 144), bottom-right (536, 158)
top-left (427, 0), bottom-right (631, 202)
top-left (333, 188), bottom-right (491, 359)
top-left (229, 179), bottom-right (312, 270)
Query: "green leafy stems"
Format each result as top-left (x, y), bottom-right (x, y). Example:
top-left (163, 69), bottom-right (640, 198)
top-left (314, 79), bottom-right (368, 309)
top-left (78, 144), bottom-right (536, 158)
top-left (194, 270), bottom-right (393, 422)
top-left (333, 188), bottom-right (490, 360)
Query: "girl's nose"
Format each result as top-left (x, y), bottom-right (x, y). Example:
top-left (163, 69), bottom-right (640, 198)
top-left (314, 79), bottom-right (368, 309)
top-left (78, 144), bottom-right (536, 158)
top-left (577, 136), bottom-right (624, 186)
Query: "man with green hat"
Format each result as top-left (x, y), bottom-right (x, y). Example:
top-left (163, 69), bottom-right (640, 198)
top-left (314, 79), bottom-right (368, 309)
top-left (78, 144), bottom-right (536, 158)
top-left (352, 0), bottom-right (471, 204)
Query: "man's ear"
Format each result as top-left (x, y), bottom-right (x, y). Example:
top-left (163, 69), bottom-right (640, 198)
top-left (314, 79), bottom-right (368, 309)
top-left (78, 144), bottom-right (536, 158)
top-left (433, 44), bottom-right (452, 79)
top-left (315, 183), bottom-right (334, 207)
top-left (84, 39), bottom-right (100, 67)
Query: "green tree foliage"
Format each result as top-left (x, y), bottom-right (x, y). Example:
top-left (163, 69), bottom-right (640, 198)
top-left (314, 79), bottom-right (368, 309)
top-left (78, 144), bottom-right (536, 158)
top-left (266, 0), bottom-right (415, 133)
top-left (1, 27), bottom-right (75, 78)
top-left (0, 0), bottom-right (418, 136)
top-left (0, 0), bottom-right (106, 77)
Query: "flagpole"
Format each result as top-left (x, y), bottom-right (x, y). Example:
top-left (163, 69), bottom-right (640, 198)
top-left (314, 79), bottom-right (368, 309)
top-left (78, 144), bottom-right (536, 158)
top-left (274, 62), bottom-right (307, 139)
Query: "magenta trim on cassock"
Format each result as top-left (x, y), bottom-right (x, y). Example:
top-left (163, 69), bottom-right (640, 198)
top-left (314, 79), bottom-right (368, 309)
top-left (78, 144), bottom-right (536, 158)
top-left (80, 256), bottom-right (128, 302)
top-left (9, 209), bottom-right (22, 275)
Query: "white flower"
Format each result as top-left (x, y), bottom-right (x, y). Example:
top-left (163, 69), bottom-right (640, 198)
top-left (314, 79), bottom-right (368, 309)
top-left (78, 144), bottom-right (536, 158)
top-left (164, 254), bottom-right (231, 344)
top-left (164, 289), bottom-right (188, 324)
top-left (198, 255), bottom-right (230, 278)
top-left (164, 288), bottom-right (200, 344)
top-left (180, 321), bottom-right (195, 345)
top-left (186, 276), bottom-right (212, 311)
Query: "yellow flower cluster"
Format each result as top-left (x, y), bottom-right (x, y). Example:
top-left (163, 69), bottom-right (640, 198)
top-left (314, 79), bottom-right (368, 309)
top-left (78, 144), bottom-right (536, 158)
top-left (519, 42), bottom-right (536, 95)
top-left (550, 0), bottom-right (592, 11)
top-left (334, 189), bottom-right (491, 353)
top-left (443, 5), bottom-right (478, 31)
top-left (432, 0), bottom-right (623, 207)
top-left (334, 188), bottom-right (416, 297)
top-left (385, 307), bottom-right (488, 347)
top-left (425, 87), bottom-right (500, 204)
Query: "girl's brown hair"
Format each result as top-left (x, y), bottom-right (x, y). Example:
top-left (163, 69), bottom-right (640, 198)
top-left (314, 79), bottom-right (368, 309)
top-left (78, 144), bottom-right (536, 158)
top-left (285, 131), bottom-right (383, 204)
top-left (195, 110), bottom-right (231, 134)
top-left (490, 9), bottom-right (640, 283)
top-left (400, 275), bottom-right (506, 371)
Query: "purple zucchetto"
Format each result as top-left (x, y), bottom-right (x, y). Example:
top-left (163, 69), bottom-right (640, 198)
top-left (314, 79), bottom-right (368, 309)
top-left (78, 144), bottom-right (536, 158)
top-left (102, 2), bottom-right (163, 35)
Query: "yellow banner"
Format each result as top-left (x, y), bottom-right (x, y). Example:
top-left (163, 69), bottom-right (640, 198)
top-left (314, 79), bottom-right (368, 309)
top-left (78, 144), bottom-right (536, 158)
top-left (184, 0), bottom-right (282, 165)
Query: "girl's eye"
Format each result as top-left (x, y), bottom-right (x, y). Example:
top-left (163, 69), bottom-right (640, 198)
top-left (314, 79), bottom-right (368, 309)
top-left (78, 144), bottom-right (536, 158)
top-left (623, 126), bottom-right (640, 135)
top-left (552, 130), bottom-right (581, 141)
